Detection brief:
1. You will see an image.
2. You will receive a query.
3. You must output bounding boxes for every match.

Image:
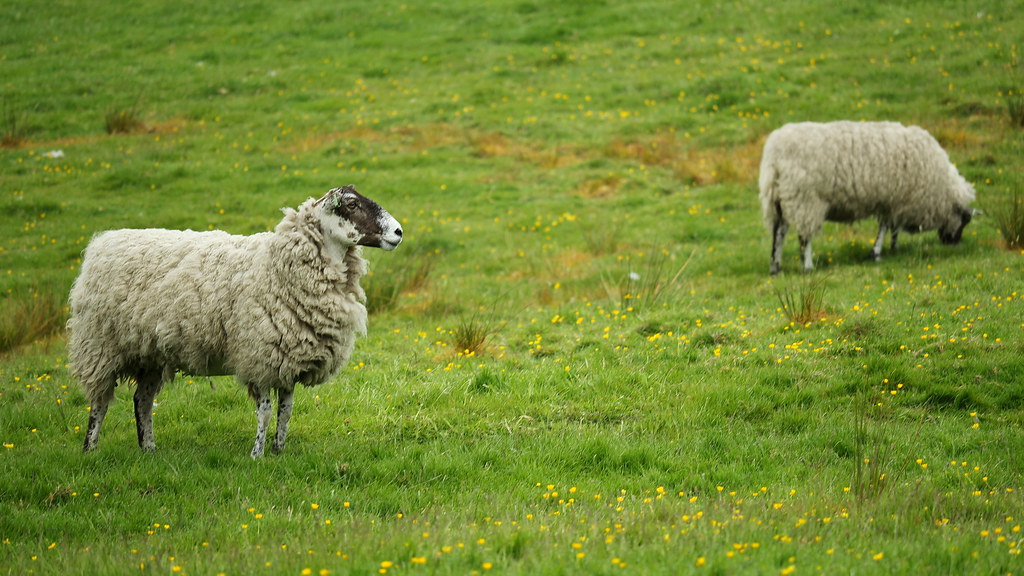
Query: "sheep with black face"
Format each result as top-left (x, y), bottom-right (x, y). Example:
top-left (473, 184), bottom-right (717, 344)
top-left (68, 185), bottom-right (402, 457)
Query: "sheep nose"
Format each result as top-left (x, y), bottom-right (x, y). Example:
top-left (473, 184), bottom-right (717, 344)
top-left (395, 227), bottom-right (403, 237)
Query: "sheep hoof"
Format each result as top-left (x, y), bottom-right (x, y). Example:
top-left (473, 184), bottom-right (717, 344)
top-left (271, 443), bottom-right (285, 455)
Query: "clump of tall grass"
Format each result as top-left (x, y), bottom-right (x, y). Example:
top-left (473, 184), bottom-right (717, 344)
top-left (0, 286), bottom-right (68, 354)
top-left (2, 96), bottom-right (26, 148)
top-left (602, 248), bottom-right (694, 312)
top-left (449, 305), bottom-right (508, 358)
top-left (1005, 89), bottom-right (1024, 128)
top-left (852, 380), bottom-right (894, 503)
top-left (992, 188), bottom-right (1024, 250)
top-left (104, 98), bottom-right (145, 134)
top-left (773, 275), bottom-right (829, 325)
top-left (363, 241), bottom-right (437, 314)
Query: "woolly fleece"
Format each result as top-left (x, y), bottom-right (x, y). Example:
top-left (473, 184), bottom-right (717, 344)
top-left (759, 121), bottom-right (975, 271)
top-left (68, 198), bottom-right (368, 406)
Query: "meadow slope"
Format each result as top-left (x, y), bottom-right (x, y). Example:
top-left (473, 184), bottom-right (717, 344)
top-left (2, 0), bottom-right (1023, 574)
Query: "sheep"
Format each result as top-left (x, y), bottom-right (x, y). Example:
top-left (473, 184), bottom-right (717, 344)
top-left (758, 121), bottom-right (976, 274)
top-left (68, 185), bottom-right (403, 458)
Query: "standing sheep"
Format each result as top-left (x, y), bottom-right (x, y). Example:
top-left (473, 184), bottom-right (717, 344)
top-left (758, 121), bottom-right (976, 274)
top-left (68, 185), bottom-right (403, 458)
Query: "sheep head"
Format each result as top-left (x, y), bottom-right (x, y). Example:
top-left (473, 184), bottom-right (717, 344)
top-left (316, 185), bottom-right (403, 251)
top-left (938, 205), bottom-right (973, 245)
top-left (937, 176), bottom-right (975, 245)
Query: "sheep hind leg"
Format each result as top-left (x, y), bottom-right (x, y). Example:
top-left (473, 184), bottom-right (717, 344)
top-left (271, 388), bottom-right (294, 455)
top-left (251, 390), bottom-right (273, 459)
top-left (133, 370), bottom-right (165, 452)
top-left (83, 385), bottom-right (115, 452)
top-left (770, 218), bottom-right (788, 275)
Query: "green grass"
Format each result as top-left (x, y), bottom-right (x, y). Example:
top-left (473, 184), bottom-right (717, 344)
top-left (1, 96), bottom-right (27, 148)
top-left (2, 0), bottom-right (1023, 574)
top-left (992, 187), bottom-right (1024, 250)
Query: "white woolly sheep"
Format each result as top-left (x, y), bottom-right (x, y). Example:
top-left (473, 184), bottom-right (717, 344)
top-left (758, 121), bottom-right (976, 274)
top-left (68, 185), bottom-right (403, 458)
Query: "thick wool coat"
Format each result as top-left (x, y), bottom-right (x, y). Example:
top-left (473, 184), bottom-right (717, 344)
top-left (68, 198), bottom-right (368, 405)
top-left (758, 121), bottom-right (975, 240)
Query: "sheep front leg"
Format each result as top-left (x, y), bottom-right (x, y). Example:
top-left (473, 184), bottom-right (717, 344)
top-left (799, 235), bottom-right (814, 273)
top-left (872, 223), bottom-right (888, 262)
top-left (133, 372), bottom-right (165, 452)
top-left (272, 388), bottom-right (294, 454)
top-left (252, 391), bottom-right (273, 459)
top-left (83, 387), bottom-right (114, 452)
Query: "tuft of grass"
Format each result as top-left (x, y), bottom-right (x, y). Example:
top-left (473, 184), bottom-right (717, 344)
top-left (601, 247), bottom-right (694, 312)
top-left (363, 241), bottom-right (437, 314)
top-left (1007, 89), bottom-right (1024, 128)
top-left (104, 99), bottom-right (145, 134)
top-left (1, 96), bottom-right (27, 148)
top-left (468, 367), bottom-right (502, 393)
top-left (774, 275), bottom-right (830, 325)
top-left (450, 315), bottom-right (496, 357)
top-left (852, 380), bottom-right (894, 503)
top-left (448, 302), bottom-right (509, 358)
top-left (0, 286), bottom-right (69, 354)
top-left (992, 188), bottom-right (1024, 250)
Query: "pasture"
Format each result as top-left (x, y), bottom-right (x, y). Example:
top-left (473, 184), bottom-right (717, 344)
top-left (2, 0), bottom-right (1022, 573)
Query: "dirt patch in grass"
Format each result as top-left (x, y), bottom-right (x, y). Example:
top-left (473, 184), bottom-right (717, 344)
top-left (605, 133), bottom-right (764, 187)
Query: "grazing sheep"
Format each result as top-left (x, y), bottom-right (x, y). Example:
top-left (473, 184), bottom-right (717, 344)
top-left (68, 185), bottom-right (403, 458)
top-left (758, 121), bottom-right (976, 274)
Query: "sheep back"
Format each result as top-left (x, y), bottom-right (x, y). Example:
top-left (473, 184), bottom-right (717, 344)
top-left (68, 199), bottom-right (368, 405)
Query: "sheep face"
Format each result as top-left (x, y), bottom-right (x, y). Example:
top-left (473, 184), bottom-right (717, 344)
top-left (937, 206), bottom-right (973, 245)
top-left (935, 172), bottom-right (976, 245)
top-left (318, 185), bottom-right (403, 251)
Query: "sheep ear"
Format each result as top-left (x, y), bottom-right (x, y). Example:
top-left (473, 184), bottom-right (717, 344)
top-left (319, 185), bottom-right (358, 211)
top-left (311, 186), bottom-right (348, 211)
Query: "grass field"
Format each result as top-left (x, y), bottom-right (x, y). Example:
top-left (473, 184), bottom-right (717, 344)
top-left (2, 0), bottom-right (1023, 574)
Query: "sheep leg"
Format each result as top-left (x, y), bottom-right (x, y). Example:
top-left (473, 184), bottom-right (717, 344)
top-left (872, 223), bottom-right (888, 261)
top-left (82, 387), bottom-right (114, 452)
top-left (133, 371), bottom-right (164, 452)
top-left (271, 388), bottom-right (294, 454)
top-left (770, 218), bottom-right (788, 275)
top-left (890, 228), bottom-right (900, 252)
top-left (251, 390), bottom-right (273, 459)
top-left (799, 235), bottom-right (814, 273)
